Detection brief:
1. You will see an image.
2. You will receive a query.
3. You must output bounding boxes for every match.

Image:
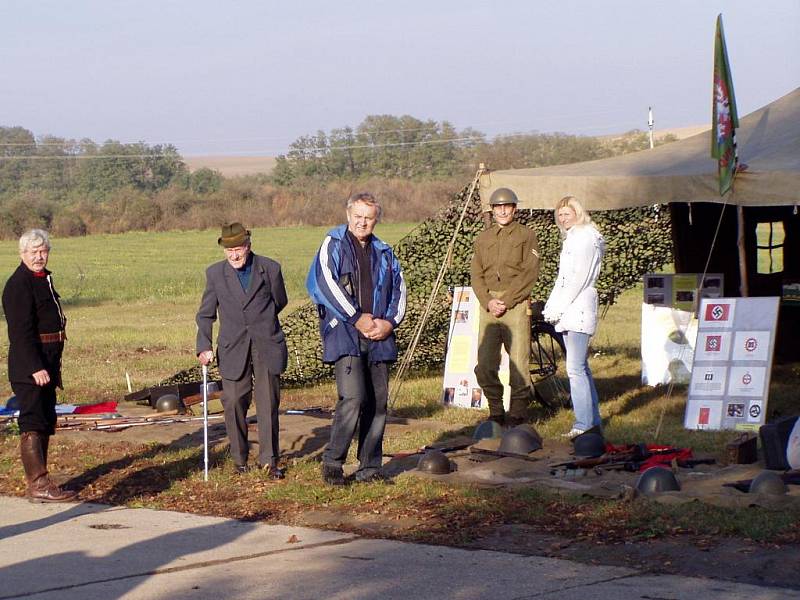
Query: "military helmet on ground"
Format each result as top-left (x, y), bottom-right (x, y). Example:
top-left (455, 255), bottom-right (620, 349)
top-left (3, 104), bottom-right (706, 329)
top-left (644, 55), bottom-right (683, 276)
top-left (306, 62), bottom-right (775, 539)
top-left (417, 450), bottom-right (452, 474)
top-left (489, 188), bottom-right (519, 206)
top-left (572, 432), bottom-right (606, 458)
top-left (498, 425), bottom-right (543, 455)
top-left (748, 471), bottom-right (787, 495)
top-left (155, 393), bottom-right (181, 413)
top-left (635, 466), bottom-right (680, 495)
top-left (473, 419), bottom-right (504, 441)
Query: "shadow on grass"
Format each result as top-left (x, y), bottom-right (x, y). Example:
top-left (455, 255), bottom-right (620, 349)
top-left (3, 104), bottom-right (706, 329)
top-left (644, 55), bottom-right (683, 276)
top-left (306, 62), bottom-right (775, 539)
top-left (63, 428), bottom-right (229, 504)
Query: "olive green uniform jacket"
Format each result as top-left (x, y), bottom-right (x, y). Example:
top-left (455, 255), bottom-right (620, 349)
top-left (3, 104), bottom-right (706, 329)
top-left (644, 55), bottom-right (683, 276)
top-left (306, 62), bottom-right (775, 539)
top-left (470, 221), bottom-right (540, 310)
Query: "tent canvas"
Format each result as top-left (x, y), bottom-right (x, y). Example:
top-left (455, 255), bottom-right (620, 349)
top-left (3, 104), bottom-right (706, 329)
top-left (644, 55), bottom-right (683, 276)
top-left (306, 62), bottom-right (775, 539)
top-left (479, 87), bottom-right (800, 211)
top-left (478, 87), bottom-right (799, 361)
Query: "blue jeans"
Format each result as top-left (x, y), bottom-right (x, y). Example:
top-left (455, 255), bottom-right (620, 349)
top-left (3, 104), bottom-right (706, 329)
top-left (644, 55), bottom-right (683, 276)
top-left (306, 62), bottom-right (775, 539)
top-left (323, 349), bottom-right (389, 477)
top-left (563, 331), bottom-right (601, 431)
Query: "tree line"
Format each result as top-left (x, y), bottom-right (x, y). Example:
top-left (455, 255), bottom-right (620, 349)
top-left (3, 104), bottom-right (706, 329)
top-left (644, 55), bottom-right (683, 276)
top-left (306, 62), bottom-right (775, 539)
top-left (0, 118), bottom-right (675, 238)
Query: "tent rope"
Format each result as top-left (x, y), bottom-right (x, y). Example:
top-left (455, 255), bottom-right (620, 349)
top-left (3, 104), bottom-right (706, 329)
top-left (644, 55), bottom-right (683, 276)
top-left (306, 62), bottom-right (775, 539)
top-left (388, 166), bottom-right (485, 409)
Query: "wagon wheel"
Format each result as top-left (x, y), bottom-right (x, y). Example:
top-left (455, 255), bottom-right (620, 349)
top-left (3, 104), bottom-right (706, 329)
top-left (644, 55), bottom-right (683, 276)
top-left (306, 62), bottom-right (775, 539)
top-left (529, 320), bottom-right (571, 410)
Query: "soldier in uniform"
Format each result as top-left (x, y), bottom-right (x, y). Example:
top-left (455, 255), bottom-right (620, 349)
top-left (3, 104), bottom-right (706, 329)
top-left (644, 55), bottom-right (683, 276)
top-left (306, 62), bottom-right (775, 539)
top-left (3, 229), bottom-right (77, 502)
top-left (471, 188), bottom-right (540, 427)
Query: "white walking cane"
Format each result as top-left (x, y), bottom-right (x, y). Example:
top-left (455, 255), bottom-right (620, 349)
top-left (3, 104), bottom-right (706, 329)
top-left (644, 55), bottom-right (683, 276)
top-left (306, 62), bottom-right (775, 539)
top-left (202, 364), bottom-right (209, 482)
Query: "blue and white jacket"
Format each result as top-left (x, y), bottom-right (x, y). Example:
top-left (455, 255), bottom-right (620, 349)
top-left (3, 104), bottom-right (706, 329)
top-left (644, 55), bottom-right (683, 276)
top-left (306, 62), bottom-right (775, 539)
top-left (306, 224), bottom-right (407, 363)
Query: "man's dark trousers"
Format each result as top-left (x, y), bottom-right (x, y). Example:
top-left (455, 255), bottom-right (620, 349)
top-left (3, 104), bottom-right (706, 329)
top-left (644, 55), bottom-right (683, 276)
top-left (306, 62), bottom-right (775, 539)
top-left (221, 344), bottom-right (280, 468)
top-left (323, 344), bottom-right (389, 477)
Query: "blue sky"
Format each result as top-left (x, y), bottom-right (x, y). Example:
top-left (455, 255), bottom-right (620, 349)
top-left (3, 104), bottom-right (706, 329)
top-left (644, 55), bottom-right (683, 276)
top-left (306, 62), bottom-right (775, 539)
top-left (2, 1), bottom-right (798, 156)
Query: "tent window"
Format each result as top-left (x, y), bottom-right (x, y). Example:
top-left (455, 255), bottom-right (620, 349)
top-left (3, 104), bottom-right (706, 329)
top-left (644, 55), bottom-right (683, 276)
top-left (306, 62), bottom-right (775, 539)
top-left (756, 221), bottom-right (785, 274)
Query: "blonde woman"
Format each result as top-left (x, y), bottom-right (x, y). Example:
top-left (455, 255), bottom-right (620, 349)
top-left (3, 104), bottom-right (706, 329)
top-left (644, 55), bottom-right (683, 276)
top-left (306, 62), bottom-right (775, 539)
top-left (543, 196), bottom-right (605, 438)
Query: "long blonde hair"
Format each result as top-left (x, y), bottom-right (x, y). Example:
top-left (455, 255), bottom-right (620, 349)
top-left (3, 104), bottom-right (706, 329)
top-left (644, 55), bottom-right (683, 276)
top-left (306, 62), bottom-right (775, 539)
top-left (554, 195), bottom-right (593, 236)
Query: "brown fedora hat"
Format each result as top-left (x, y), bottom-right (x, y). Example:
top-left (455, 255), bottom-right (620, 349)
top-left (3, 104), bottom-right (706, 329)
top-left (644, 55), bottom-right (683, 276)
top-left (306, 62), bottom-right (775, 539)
top-left (218, 223), bottom-right (251, 248)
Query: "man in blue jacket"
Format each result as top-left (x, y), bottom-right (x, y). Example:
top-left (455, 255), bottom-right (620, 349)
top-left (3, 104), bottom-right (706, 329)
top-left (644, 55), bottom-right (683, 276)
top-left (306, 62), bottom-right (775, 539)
top-left (307, 192), bottom-right (406, 485)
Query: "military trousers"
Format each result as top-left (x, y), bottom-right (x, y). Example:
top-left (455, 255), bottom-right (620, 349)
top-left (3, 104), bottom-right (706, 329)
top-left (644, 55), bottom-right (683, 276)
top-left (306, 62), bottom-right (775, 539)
top-left (474, 297), bottom-right (532, 420)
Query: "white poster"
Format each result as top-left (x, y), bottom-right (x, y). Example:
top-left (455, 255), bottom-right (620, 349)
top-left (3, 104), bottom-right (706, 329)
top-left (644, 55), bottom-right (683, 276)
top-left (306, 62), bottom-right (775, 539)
top-left (442, 286), bottom-right (510, 410)
top-left (731, 331), bottom-right (771, 362)
top-left (688, 365), bottom-right (727, 396)
top-left (685, 297), bottom-right (779, 431)
top-left (727, 366), bottom-right (766, 397)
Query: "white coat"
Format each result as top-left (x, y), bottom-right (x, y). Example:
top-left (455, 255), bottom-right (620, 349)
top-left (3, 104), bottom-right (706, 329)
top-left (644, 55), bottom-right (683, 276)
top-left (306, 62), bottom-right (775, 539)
top-left (543, 224), bottom-right (605, 335)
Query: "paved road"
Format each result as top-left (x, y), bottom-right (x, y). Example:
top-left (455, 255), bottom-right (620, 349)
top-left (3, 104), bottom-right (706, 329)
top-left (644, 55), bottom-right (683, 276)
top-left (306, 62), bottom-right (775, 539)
top-left (0, 497), bottom-right (795, 599)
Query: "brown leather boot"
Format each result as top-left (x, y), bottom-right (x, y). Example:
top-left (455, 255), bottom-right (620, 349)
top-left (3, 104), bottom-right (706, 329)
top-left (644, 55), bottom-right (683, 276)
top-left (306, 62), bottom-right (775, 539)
top-left (20, 431), bottom-right (77, 503)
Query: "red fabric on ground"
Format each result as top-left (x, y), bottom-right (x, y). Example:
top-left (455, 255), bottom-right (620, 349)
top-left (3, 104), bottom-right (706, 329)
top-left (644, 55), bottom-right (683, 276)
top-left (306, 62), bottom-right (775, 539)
top-left (604, 443), bottom-right (694, 471)
top-left (73, 401), bottom-right (118, 414)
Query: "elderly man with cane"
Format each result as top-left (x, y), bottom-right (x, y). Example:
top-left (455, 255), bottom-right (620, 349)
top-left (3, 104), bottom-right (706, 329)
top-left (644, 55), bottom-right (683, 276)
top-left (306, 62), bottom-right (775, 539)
top-left (196, 223), bottom-right (289, 478)
top-left (3, 229), bottom-right (77, 502)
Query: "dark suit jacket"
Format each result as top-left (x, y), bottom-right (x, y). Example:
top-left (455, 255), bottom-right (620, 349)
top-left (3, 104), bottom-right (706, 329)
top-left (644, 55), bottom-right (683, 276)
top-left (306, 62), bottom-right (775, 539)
top-left (2, 263), bottom-right (65, 386)
top-left (195, 253), bottom-right (288, 381)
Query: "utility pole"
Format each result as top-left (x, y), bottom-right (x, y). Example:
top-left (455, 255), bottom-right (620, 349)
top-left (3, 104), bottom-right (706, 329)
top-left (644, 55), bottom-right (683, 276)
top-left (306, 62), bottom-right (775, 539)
top-left (648, 107), bottom-right (655, 149)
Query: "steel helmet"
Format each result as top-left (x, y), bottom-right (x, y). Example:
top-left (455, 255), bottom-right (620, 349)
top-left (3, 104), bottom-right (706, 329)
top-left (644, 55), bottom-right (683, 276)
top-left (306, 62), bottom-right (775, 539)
top-left (417, 450), bottom-right (452, 474)
top-left (572, 432), bottom-right (606, 458)
top-left (473, 419), bottom-right (504, 441)
top-left (635, 467), bottom-right (680, 495)
top-left (748, 471), bottom-right (787, 495)
top-left (489, 188), bottom-right (519, 206)
top-left (498, 425), bottom-right (543, 455)
top-left (155, 393), bottom-right (181, 413)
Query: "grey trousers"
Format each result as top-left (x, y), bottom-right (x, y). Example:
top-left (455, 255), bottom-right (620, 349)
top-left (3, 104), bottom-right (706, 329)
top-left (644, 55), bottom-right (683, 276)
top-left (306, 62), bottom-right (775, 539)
top-left (323, 350), bottom-right (389, 475)
top-left (221, 344), bottom-right (280, 468)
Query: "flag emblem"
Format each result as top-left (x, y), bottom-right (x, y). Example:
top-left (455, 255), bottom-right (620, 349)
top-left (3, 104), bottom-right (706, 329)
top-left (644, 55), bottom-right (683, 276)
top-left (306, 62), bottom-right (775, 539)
top-left (705, 303), bottom-right (730, 321)
top-left (705, 335), bottom-right (722, 351)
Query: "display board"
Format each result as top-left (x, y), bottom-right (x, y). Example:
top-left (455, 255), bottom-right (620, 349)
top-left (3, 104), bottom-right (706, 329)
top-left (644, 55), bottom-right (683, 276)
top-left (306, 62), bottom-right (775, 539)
top-left (441, 286), bottom-right (510, 410)
top-left (643, 273), bottom-right (724, 312)
top-left (684, 297), bottom-right (780, 431)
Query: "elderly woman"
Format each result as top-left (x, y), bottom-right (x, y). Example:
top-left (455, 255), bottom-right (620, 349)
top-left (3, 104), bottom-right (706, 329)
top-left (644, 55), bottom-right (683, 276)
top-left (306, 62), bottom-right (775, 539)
top-left (543, 196), bottom-right (605, 438)
top-left (2, 229), bottom-right (76, 502)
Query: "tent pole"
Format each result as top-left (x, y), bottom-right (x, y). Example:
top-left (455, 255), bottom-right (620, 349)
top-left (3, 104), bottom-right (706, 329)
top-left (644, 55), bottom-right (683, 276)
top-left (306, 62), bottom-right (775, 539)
top-left (736, 204), bottom-right (749, 297)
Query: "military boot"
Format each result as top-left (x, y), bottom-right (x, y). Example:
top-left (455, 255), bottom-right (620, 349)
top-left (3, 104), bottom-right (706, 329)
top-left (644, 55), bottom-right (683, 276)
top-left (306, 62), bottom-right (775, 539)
top-left (20, 431), bottom-right (76, 503)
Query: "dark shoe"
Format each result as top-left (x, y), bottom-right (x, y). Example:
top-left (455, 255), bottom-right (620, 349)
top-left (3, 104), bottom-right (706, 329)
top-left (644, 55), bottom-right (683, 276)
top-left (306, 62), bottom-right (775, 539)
top-left (235, 464), bottom-right (250, 474)
top-left (321, 464), bottom-right (345, 486)
top-left (505, 415), bottom-right (527, 428)
top-left (488, 414), bottom-right (506, 427)
top-left (263, 465), bottom-right (285, 480)
top-left (355, 470), bottom-right (391, 484)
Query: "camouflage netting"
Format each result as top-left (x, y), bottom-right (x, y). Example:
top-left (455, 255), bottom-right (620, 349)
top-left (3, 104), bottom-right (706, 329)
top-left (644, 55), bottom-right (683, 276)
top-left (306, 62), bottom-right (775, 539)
top-left (161, 183), bottom-right (672, 388)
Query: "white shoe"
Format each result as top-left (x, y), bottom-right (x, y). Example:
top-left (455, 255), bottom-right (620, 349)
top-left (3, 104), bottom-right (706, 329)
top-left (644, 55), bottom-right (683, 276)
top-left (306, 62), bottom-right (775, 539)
top-left (562, 427), bottom-right (587, 440)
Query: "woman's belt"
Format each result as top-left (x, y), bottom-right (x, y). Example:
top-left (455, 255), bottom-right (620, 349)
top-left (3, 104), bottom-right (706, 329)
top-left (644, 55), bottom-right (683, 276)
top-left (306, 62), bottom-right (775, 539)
top-left (39, 331), bottom-right (66, 343)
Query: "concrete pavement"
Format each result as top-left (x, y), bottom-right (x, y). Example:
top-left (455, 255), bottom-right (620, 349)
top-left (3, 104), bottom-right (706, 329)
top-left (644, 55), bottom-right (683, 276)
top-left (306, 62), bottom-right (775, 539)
top-left (0, 496), bottom-right (795, 600)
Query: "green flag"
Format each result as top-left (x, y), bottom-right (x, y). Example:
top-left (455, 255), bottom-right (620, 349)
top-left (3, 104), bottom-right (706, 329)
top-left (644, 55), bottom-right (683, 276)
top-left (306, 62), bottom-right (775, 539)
top-left (711, 14), bottom-right (739, 196)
